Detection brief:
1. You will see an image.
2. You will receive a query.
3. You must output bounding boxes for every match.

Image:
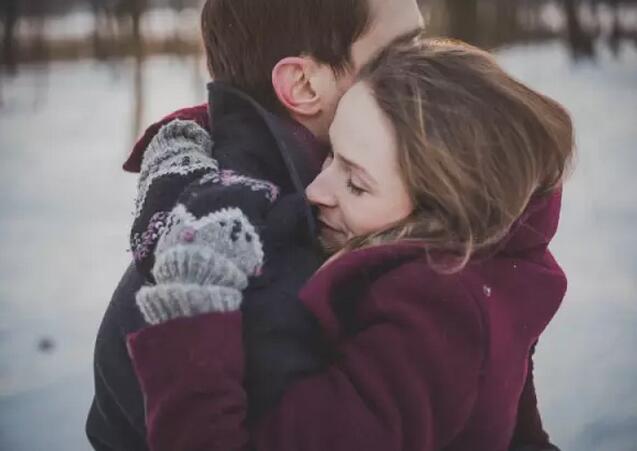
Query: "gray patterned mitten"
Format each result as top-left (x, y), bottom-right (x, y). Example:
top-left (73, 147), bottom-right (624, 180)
top-left (135, 119), bottom-right (216, 217)
top-left (131, 119), bottom-right (219, 276)
top-left (136, 204), bottom-right (264, 325)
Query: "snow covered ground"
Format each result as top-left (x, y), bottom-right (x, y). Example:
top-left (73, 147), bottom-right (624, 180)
top-left (0, 41), bottom-right (636, 450)
top-left (498, 41), bottom-right (637, 450)
top-left (0, 54), bottom-right (206, 450)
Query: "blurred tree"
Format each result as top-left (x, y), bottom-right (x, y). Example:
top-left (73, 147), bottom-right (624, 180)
top-left (3, 0), bottom-right (637, 68)
top-left (1, 0), bottom-right (19, 73)
top-left (493, 0), bottom-right (518, 44)
top-left (446, 0), bottom-right (479, 43)
top-left (563, 0), bottom-right (596, 58)
top-left (90, 0), bottom-right (113, 59)
top-left (89, 0), bottom-right (149, 58)
top-left (126, 0), bottom-right (148, 49)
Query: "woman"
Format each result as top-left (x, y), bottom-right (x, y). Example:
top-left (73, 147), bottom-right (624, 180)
top-left (128, 32), bottom-right (573, 451)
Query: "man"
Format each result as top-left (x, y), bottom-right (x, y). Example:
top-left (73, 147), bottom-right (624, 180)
top-left (86, 0), bottom-right (424, 449)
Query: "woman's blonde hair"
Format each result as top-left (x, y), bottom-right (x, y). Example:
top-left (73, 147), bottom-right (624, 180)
top-left (349, 31), bottom-right (574, 271)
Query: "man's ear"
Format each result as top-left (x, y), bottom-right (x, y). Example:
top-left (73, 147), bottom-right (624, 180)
top-left (272, 57), bottom-right (322, 118)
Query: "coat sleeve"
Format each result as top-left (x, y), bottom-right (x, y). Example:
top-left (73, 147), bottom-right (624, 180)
top-left (86, 263), bottom-right (150, 451)
top-left (86, 340), bottom-right (148, 451)
top-left (127, 274), bottom-right (485, 451)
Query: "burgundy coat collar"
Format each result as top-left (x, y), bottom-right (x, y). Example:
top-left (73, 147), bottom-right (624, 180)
top-left (498, 188), bottom-right (562, 255)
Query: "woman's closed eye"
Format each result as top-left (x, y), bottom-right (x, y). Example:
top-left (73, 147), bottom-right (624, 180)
top-left (324, 147), bottom-right (369, 196)
top-left (346, 176), bottom-right (366, 196)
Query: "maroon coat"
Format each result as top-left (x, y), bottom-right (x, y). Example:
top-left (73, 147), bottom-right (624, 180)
top-left (127, 189), bottom-right (565, 451)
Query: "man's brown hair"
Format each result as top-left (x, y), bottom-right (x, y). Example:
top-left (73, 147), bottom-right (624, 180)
top-left (352, 31), bottom-right (574, 271)
top-left (201, 0), bottom-right (370, 112)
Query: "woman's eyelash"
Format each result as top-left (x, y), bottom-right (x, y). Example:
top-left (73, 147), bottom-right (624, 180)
top-left (326, 151), bottom-right (365, 195)
top-left (346, 177), bottom-right (365, 196)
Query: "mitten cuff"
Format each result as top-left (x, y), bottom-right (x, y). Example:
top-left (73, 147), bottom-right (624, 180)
top-left (136, 283), bottom-right (242, 325)
top-left (152, 244), bottom-right (249, 290)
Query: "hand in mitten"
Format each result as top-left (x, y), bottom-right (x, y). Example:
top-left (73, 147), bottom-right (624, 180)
top-left (138, 119), bottom-right (215, 190)
top-left (136, 204), bottom-right (264, 325)
top-left (153, 204), bottom-right (263, 285)
top-left (125, 104), bottom-right (209, 173)
top-left (131, 119), bottom-right (218, 277)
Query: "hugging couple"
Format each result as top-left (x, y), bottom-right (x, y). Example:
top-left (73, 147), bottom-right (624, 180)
top-left (86, 0), bottom-right (573, 450)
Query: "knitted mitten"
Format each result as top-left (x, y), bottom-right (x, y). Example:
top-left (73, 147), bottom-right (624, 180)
top-left (130, 118), bottom-right (281, 280)
top-left (131, 119), bottom-right (219, 276)
top-left (136, 119), bottom-right (216, 213)
top-left (136, 204), bottom-right (264, 325)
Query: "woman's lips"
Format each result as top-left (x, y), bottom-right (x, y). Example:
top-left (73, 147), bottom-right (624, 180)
top-left (318, 218), bottom-right (343, 234)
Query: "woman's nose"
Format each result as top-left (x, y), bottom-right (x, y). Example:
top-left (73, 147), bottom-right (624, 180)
top-left (306, 171), bottom-right (336, 208)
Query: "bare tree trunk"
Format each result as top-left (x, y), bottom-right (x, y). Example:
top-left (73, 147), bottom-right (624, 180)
top-left (129, 0), bottom-right (147, 55)
top-left (114, 0), bottom-right (146, 58)
top-left (607, 0), bottom-right (622, 55)
top-left (131, 52), bottom-right (145, 143)
top-left (446, 0), bottom-right (479, 44)
top-left (495, 0), bottom-right (518, 44)
top-left (91, 0), bottom-right (106, 59)
top-left (1, 0), bottom-right (19, 74)
top-left (563, 0), bottom-right (595, 59)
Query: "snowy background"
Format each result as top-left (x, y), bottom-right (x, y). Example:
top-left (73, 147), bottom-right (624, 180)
top-left (1, 6), bottom-right (637, 451)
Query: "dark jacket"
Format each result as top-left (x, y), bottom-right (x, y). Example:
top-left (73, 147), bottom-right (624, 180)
top-left (86, 82), bottom-right (329, 450)
top-left (127, 190), bottom-right (566, 451)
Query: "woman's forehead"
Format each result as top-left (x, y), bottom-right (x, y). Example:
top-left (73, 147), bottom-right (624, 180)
top-left (331, 84), bottom-right (399, 173)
